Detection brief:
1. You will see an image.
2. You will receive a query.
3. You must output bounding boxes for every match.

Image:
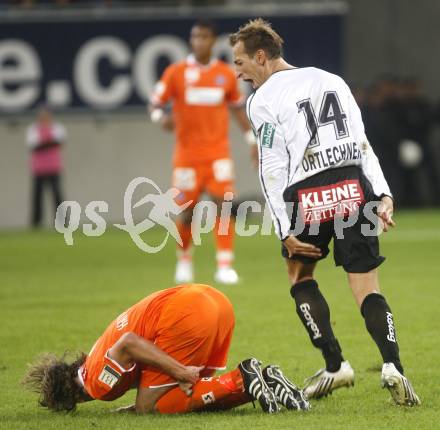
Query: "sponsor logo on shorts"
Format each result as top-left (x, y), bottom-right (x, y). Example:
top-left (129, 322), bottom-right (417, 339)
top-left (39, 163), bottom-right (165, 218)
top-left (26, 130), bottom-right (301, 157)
top-left (299, 303), bottom-right (322, 340)
top-left (201, 391), bottom-right (216, 405)
top-left (386, 311), bottom-right (396, 342)
top-left (298, 179), bottom-right (365, 224)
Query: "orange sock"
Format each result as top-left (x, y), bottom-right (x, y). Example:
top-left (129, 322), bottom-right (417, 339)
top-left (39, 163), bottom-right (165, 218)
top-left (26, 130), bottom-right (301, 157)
top-left (215, 217), bottom-right (234, 265)
top-left (155, 368), bottom-right (249, 414)
top-left (176, 220), bottom-right (192, 254)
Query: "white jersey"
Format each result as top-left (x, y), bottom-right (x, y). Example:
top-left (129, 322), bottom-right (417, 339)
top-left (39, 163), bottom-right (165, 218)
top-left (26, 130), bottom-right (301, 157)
top-left (246, 67), bottom-right (391, 240)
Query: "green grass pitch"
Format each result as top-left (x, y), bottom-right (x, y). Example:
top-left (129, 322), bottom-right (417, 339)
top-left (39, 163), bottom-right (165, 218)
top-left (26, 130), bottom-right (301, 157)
top-left (1, 210), bottom-right (439, 429)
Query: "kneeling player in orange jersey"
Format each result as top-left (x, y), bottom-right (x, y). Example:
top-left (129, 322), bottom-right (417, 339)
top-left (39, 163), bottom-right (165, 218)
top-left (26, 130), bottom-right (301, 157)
top-left (24, 284), bottom-right (309, 414)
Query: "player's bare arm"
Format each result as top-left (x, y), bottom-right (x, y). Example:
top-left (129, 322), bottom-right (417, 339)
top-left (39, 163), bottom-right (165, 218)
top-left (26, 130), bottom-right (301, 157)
top-left (108, 332), bottom-right (203, 384)
top-left (108, 332), bottom-right (204, 414)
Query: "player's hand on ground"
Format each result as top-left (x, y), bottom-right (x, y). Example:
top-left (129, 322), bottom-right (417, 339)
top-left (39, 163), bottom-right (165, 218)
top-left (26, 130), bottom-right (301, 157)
top-left (377, 196), bottom-right (396, 232)
top-left (112, 404), bottom-right (136, 413)
top-left (283, 235), bottom-right (322, 258)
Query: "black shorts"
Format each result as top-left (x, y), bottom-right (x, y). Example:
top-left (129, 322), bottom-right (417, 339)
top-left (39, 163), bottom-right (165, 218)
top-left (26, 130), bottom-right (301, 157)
top-left (282, 166), bottom-right (385, 273)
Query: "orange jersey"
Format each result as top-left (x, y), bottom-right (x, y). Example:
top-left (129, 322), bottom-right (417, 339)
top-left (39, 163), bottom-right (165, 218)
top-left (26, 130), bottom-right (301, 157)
top-left (78, 284), bottom-right (234, 401)
top-left (151, 55), bottom-right (244, 165)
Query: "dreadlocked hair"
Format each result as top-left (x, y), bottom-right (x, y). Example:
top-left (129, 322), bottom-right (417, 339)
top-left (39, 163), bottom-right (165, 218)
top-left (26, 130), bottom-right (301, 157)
top-left (22, 352), bottom-right (87, 412)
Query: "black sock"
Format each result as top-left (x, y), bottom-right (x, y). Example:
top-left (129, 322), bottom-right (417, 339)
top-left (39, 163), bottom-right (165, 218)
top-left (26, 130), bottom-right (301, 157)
top-left (361, 293), bottom-right (403, 374)
top-left (291, 279), bottom-right (344, 372)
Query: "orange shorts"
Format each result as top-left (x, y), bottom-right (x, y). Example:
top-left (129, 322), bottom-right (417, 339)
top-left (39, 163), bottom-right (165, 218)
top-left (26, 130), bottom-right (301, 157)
top-left (172, 159), bottom-right (235, 206)
top-left (139, 284), bottom-right (235, 389)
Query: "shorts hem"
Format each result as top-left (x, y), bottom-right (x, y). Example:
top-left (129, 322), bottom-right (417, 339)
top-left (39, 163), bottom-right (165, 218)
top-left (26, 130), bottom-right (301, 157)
top-left (340, 256), bottom-right (386, 273)
top-left (282, 247), bottom-right (329, 263)
top-left (148, 382), bottom-right (179, 389)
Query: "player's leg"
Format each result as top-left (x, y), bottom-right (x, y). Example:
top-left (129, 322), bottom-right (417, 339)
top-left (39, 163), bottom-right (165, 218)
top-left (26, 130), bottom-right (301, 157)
top-left (211, 193), bottom-right (237, 284)
top-left (154, 368), bottom-right (249, 413)
top-left (341, 228), bottom-right (402, 372)
top-left (207, 158), bottom-right (238, 284)
top-left (281, 178), bottom-right (354, 398)
top-left (288, 258), bottom-right (354, 398)
top-left (348, 269), bottom-right (401, 370)
top-left (49, 174), bottom-right (63, 215)
top-left (337, 201), bottom-right (420, 406)
top-left (31, 175), bottom-right (44, 227)
top-left (347, 269), bottom-right (420, 406)
top-left (192, 288), bottom-right (304, 412)
top-left (172, 166), bottom-right (203, 283)
top-left (348, 268), bottom-right (401, 370)
top-left (175, 205), bottom-right (196, 283)
top-left (156, 357), bottom-right (300, 414)
top-left (134, 373), bottom-right (246, 414)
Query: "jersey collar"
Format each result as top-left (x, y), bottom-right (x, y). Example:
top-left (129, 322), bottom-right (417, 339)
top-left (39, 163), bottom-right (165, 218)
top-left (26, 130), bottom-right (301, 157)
top-left (186, 54), bottom-right (218, 69)
top-left (77, 365), bottom-right (85, 387)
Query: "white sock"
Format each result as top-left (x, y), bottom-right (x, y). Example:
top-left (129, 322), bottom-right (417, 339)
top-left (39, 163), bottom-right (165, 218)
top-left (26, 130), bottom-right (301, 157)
top-left (177, 247), bottom-right (192, 263)
top-left (216, 250), bottom-right (234, 269)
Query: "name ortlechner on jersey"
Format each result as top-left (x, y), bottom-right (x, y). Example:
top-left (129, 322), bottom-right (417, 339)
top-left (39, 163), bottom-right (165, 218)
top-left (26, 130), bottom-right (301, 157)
top-left (302, 141), bottom-right (362, 173)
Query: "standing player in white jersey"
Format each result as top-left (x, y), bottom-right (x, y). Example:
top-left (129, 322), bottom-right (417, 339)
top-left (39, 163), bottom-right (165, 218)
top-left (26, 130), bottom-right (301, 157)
top-left (229, 19), bottom-right (420, 406)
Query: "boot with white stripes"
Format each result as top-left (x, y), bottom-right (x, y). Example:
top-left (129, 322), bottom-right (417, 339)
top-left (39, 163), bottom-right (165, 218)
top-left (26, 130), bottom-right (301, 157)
top-left (238, 358), bottom-right (280, 414)
top-left (381, 363), bottom-right (420, 406)
top-left (262, 365), bottom-right (311, 411)
top-left (303, 360), bottom-right (355, 399)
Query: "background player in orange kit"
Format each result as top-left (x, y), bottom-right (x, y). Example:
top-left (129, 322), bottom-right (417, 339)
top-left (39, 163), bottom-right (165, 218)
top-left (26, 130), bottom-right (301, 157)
top-left (23, 284), bottom-right (309, 414)
top-left (149, 20), bottom-right (257, 285)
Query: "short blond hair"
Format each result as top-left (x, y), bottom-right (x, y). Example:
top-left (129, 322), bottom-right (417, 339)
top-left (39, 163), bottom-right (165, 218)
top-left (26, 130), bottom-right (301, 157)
top-left (229, 18), bottom-right (283, 59)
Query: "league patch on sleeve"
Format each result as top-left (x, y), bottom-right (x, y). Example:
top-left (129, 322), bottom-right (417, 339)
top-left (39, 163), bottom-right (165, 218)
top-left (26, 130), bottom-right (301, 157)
top-left (98, 365), bottom-right (121, 388)
top-left (260, 123), bottom-right (276, 148)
